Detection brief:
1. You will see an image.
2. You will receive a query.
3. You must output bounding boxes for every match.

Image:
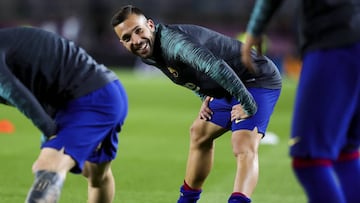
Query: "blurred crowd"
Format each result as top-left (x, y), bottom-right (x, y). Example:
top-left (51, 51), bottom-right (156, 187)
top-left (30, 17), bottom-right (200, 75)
top-left (0, 0), bottom-right (300, 75)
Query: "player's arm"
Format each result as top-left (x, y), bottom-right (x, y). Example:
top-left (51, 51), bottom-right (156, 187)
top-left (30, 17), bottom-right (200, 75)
top-left (0, 53), bottom-right (57, 137)
top-left (246, 0), bottom-right (284, 37)
top-left (0, 95), bottom-right (10, 105)
top-left (161, 29), bottom-right (257, 116)
top-left (242, 0), bottom-right (284, 73)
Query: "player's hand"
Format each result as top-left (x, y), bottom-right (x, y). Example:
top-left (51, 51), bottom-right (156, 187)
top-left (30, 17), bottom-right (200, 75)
top-left (231, 104), bottom-right (248, 122)
top-left (241, 33), bottom-right (263, 74)
top-left (199, 96), bottom-right (213, 120)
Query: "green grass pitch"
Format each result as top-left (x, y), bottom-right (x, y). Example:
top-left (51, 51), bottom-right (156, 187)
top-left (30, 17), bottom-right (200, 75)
top-left (0, 69), bottom-right (306, 202)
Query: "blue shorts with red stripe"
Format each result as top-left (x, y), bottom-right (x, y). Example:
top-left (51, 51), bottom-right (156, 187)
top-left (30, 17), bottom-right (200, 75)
top-left (208, 87), bottom-right (281, 135)
top-left (290, 42), bottom-right (360, 159)
top-left (42, 80), bottom-right (128, 173)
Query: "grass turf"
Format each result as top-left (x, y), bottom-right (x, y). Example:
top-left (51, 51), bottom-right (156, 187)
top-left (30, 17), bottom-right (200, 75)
top-left (0, 69), bottom-right (305, 202)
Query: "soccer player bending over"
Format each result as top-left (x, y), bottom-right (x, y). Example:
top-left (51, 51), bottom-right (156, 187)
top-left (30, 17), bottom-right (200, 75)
top-left (0, 26), bottom-right (128, 203)
top-left (111, 5), bottom-right (282, 203)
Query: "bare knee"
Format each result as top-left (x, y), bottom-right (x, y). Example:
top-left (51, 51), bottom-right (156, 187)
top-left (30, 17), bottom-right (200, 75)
top-left (231, 129), bottom-right (261, 159)
top-left (189, 118), bottom-right (226, 148)
top-left (90, 173), bottom-right (111, 187)
top-left (232, 140), bottom-right (258, 158)
top-left (189, 122), bottom-right (220, 150)
top-left (32, 148), bottom-right (75, 174)
top-left (233, 146), bottom-right (258, 162)
top-left (83, 162), bottom-right (112, 187)
top-left (190, 125), bottom-right (211, 148)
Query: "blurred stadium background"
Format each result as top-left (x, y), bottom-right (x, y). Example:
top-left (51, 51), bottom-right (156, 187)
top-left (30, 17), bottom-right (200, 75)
top-left (0, 0), bottom-right (301, 77)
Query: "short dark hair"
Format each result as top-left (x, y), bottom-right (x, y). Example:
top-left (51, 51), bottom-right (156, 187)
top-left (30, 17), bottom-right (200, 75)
top-left (111, 5), bottom-right (145, 27)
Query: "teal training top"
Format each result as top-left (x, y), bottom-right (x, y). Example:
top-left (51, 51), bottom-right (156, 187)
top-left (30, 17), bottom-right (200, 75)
top-left (142, 24), bottom-right (282, 116)
top-left (0, 27), bottom-right (118, 136)
top-left (246, 0), bottom-right (360, 54)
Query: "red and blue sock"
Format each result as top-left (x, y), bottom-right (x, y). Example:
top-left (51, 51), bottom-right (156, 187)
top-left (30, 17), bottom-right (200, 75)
top-left (177, 181), bottom-right (202, 203)
top-left (228, 192), bottom-right (251, 203)
top-left (292, 158), bottom-right (345, 203)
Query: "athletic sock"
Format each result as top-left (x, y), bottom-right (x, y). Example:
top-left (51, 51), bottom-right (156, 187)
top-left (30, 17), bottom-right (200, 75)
top-left (292, 158), bottom-right (345, 203)
top-left (177, 181), bottom-right (202, 203)
top-left (228, 192), bottom-right (251, 203)
top-left (333, 150), bottom-right (360, 203)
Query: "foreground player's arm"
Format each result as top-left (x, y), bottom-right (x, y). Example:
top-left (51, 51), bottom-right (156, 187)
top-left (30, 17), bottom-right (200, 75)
top-left (246, 0), bottom-right (284, 36)
top-left (242, 0), bottom-right (284, 72)
top-left (161, 29), bottom-right (257, 116)
top-left (0, 53), bottom-right (57, 137)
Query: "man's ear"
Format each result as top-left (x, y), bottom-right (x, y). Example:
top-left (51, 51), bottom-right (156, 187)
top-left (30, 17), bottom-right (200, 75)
top-left (147, 19), bottom-right (155, 31)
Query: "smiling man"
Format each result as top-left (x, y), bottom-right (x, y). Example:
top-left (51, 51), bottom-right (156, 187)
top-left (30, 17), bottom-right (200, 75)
top-left (111, 5), bottom-right (282, 203)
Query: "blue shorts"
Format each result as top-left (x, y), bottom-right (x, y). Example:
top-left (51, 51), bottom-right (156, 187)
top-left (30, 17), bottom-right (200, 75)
top-left (290, 42), bottom-right (360, 159)
top-left (42, 80), bottom-right (128, 173)
top-left (208, 88), bottom-right (281, 135)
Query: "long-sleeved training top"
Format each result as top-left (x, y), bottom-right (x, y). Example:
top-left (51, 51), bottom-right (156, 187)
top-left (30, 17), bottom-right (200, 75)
top-left (246, 0), bottom-right (360, 55)
top-left (0, 26), bottom-right (118, 136)
top-left (142, 23), bottom-right (282, 116)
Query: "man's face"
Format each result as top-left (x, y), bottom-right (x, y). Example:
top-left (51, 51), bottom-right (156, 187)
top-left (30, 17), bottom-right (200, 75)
top-left (114, 13), bottom-right (155, 58)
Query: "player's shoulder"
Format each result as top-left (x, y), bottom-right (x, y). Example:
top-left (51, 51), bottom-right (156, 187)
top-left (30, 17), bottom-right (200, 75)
top-left (164, 24), bottom-right (208, 34)
top-left (0, 26), bottom-right (60, 42)
top-left (0, 26), bottom-right (41, 48)
top-left (0, 26), bottom-right (42, 34)
top-left (159, 23), bottom-right (218, 42)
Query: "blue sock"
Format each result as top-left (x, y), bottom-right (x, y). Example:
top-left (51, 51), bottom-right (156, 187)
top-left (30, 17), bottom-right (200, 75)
top-left (292, 158), bottom-right (345, 203)
top-left (177, 183), bottom-right (201, 203)
top-left (333, 150), bottom-right (360, 203)
top-left (228, 192), bottom-right (251, 203)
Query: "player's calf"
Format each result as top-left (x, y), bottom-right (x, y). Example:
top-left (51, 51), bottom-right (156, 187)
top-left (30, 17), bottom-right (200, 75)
top-left (25, 170), bottom-right (64, 203)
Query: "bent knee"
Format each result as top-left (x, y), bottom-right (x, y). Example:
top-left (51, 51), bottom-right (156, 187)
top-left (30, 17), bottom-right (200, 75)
top-left (85, 166), bottom-right (113, 187)
top-left (231, 130), bottom-right (261, 157)
top-left (89, 173), bottom-right (112, 187)
top-left (189, 119), bottom-right (225, 148)
top-left (189, 126), bottom-right (214, 150)
top-left (33, 148), bottom-right (75, 173)
top-left (233, 148), bottom-right (258, 160)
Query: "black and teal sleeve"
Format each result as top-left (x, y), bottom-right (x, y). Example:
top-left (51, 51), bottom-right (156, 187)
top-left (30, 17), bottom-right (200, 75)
top-left (0, 53), bottom-right (57, 137)
top-left (246, 0), bottom-right (284, 36)
top-left (160, 28), bottom-right (257, 116)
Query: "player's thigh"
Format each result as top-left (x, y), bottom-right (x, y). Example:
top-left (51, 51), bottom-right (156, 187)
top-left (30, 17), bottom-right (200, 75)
top-left (291, 47), bottom-right (360, 159)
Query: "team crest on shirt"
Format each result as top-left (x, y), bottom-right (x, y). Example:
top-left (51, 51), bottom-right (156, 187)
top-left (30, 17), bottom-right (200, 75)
top-left (167, 67), bottom-right (179, 77)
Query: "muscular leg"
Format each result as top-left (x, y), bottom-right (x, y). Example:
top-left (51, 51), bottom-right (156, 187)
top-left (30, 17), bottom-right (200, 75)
top-left (26, 148), bottom-right (75, 203)
top-left (231, 127), bottom-right (262, 197)
top-left (82, 161), bottom-right (115, 203)
top-left (184, 118), bottom-right (227, 189)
